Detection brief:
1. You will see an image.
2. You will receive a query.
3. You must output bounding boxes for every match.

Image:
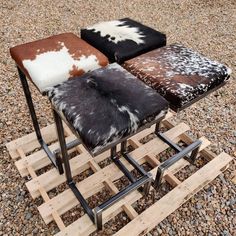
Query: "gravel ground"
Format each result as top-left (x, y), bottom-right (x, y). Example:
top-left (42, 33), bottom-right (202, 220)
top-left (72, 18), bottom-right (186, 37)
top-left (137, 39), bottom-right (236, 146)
top-left (0, 0), bottom-right (235, 235)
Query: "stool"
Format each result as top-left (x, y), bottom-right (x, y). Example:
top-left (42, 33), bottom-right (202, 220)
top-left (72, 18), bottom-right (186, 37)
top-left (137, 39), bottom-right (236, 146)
top-left (81, 18), bottom-right (166, 63)
top-left (123, 44), bottom-right (231, 111)
top-left (47, 63), bottom-right (203, 229)
top-left (122, 44), bottom-right (231, 187)
top-left (48, 63), bottom-right (169, 229)
top-left (10, 33), bottom-right (109, 173)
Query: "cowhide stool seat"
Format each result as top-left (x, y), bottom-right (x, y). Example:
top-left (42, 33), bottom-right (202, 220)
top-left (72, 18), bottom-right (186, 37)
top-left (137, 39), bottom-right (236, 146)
top-left (123, 44), bottom-right (231, 111)
top-left (47, 63), bottom-right (169, 229)
top-left (81, 18), bottom-right (166, 63)
top-left (10, 33), bottom-right (109, 173)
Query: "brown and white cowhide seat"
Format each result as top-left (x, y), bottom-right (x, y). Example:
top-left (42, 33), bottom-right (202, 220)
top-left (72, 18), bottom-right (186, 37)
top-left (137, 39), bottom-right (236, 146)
top-left (81, 18), bottom-right (166, 63)
top-left (10, 33), bottom-right (109, 93)
top-left (123, 44), bottom-right (231, 111)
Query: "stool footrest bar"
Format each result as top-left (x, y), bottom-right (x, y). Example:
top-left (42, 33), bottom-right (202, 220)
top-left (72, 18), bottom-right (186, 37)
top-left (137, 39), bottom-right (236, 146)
top-left (112, 156), bottom-right (136, 183)
top-left (154, 139), bottom-right (202, 188)
top-left (94, 175), bottom-right (152, 230)
top-left (53, 139), bottom-right (81, 155)
top-left (40, 140), bottom-right (64, 175)
top-left (156, 131), bottom-right (183, 153)
top-left (123, 153), bottom-right (149, 177)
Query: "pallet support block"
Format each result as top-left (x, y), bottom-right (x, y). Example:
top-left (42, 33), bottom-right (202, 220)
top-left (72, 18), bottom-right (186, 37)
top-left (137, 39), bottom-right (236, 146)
top-left (6, 114), bottom-right (233, 236)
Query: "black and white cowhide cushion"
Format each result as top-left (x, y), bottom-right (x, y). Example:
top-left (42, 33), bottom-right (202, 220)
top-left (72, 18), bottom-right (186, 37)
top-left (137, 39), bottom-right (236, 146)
top-left (47, 63), bottom-right (168, 155)
top-left (81, 18), bottom-right (166, 63)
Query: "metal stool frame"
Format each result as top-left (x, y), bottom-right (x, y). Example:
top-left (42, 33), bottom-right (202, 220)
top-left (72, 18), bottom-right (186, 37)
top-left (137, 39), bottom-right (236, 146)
top-left (17, 67), bottom-right (80, 174)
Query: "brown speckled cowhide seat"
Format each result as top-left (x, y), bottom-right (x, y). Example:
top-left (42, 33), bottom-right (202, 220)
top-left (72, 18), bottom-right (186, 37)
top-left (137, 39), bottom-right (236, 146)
top-left (81, 18), bottom-right (166, 63)
top-left (10, 33), bottom-right (109, 92)
top-left (47, 63), bottom-right (169, 155)
top-left (123, 44), bottom-right (231, 110)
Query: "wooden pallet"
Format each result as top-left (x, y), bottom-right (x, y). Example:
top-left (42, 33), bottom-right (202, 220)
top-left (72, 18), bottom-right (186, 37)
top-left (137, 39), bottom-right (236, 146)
top-left (6, 113), bottom-right (233, 236)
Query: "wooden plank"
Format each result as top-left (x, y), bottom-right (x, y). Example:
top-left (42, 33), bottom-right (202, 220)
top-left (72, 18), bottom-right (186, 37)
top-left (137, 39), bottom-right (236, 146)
top-left (15, 135), bottom-right (77, 177)
top-left (16, 148), bottom-right (66, 231)
top-left (52, 212), bottom-right (66, 231)
top-left (114, 153), bottom-right (233, 236)
top-left (38, 123), bottom-right (189, 223)
top-left (6, 124), bottom-right (58, 159)
top-left (122, 204), bottom-right (139, 220)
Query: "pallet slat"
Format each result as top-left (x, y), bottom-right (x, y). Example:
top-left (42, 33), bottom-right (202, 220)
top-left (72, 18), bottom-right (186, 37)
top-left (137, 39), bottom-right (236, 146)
top-left (6, 114), bottom-right (233, 236)
top-left (114, 152), bottom-right (232, 236)
top-left (6, 124), bottom-right (57, 159)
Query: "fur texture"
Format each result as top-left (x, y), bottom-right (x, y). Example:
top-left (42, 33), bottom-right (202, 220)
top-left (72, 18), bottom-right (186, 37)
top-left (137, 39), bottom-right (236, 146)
top-left (47, 63), bottom-right (168, 155)
top-left (123, 44), bottom-right (231, 109)
top-left (81, 18), bottom-right (166, 63)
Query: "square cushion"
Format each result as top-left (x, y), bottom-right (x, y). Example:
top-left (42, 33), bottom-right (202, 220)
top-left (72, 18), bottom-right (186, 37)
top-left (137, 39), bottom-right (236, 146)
top-left (81, 18), bottom-right (166, 63)
top-left (47, 63), bottom-right (169, 155)
top-left (123, 44), bottom-right (231, 110)
top-left (10, 33), bottom-right (109, 92)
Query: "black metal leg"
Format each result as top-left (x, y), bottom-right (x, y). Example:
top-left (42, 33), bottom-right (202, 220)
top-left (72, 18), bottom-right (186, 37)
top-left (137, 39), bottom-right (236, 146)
top-left (111, 146), bottom-right (136, 183)
top-left (17, 67), bottom-right (64, 174)
top-left (155, 122), bottom-right (160, 134)
top-left (17, 67), bottom-right (43, 142)
top-left (189, 145), bottom-right (201, 164)
top-left (120, 141), bottom-right (152, 195)
top-left (53, 110), bottom-right (73, 182)
top-left (121, 140), bottom-right (128, 153)
top-left (53, 109), bottom-right (95, 222)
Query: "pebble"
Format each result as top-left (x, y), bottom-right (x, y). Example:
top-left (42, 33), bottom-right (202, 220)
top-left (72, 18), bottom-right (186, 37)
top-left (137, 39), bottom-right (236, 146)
top-left (196, 203), bottom-right (202, 209)
top-left (25, 212), bottom-right (32, 220)
top-left (221, 230), bottom-right (231, 236)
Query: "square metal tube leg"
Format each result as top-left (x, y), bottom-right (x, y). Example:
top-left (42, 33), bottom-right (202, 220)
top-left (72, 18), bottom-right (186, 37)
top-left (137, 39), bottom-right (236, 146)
top-left (17, 67), bottom-right (81, 174)
top-left (53, 109), bottom-right (95, 222)
top-left (53, 110), bottom-right (73, 182)
top-left (17, 67), bottom-right (64, 174)
top-left (17, 67), bottom-right (43, 143)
